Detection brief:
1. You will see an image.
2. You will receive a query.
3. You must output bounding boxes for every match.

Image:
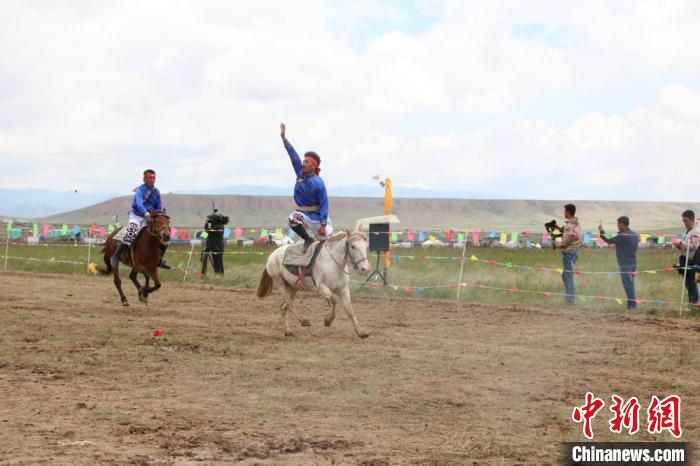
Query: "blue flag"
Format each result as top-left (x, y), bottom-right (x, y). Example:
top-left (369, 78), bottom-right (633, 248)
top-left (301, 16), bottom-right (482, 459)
top-left (583, 230), bottom-right (592, 245)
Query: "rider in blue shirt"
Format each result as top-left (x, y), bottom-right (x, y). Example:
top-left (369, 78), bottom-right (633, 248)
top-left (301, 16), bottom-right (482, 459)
top-left (131, 182), bottom-right (163, 217)
top-left (280, 123), bottom-right (333, 252)
top-left (110, 169), bottom-right (171, 269)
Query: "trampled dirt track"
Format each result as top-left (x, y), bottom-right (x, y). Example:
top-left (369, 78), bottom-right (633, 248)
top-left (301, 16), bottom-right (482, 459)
top-left (1, 272), bottom-right (699, 465)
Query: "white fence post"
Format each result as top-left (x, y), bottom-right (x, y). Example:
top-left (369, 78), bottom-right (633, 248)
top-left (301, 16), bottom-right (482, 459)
top-left (183, 239), bottom-right (196, 283)
top-left (456, 228), bottom-right (468, 299)
top-left (3, 226), bottom-right (9, 272)
top-left (85, 236), bottom-right (92, 274)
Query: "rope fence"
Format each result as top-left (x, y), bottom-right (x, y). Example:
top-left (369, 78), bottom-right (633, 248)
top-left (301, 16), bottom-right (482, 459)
top-left (0, 220), bottom-right (690, 248)
top-left (1, 239), bottom-right (692, 275)
top-left (2, 221), bottom-right (699, 316)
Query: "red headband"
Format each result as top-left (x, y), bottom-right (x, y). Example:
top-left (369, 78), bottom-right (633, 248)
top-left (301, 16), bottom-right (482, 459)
top-left (304, 156), bottom-right (320, 175)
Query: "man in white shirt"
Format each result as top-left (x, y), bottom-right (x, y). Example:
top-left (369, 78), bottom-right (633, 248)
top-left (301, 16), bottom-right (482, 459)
top-left (673, 209), bottom-right (700, 305)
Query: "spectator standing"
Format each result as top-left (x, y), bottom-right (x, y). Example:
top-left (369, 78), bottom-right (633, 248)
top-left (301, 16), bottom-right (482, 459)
top-left (599, 216), bottom-right (639, 309)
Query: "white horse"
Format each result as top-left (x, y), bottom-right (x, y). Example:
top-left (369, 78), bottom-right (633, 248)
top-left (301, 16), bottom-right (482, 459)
top-left (256, 230), bottom-right (372, 338)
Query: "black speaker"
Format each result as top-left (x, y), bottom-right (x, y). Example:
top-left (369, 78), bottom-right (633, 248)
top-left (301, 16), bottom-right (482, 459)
top-left (369, 223), bottom-right (390, 252)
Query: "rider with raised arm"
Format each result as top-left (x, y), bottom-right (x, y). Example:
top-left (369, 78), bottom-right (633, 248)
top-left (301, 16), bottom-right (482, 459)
top-left (110, 169), bottom-right (171, 269)
top-left (280, 123), bottom-right (333, 252)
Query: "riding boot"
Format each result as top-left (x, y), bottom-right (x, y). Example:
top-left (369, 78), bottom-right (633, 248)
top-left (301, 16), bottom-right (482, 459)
top-left (110, 242), bottom-right (128, 268)
top-left (158, 244), bottom-right (172, 269)
top-left (291, 224), bottom-right (314, 253)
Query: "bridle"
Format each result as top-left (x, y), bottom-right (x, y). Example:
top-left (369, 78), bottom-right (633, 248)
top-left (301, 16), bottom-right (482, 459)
top-left (327, 234), bottom-right (369, 275)
top-left (147, 214), bottom-right (171, 246)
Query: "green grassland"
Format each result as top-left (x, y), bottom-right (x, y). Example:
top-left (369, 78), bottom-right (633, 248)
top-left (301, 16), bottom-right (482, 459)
top-left (3, 241), bottom-right (696, 315)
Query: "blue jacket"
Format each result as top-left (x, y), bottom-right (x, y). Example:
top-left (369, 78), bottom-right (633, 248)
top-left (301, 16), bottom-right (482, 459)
top-left (284, 138), bottom-right (329, 222)
top-left (130, 184), bottom-right (163, 217)
top-left (601, 227), bottom-right (639, 268)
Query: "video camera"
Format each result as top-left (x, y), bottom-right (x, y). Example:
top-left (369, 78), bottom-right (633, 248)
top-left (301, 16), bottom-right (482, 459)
top-left (207, 208), bottom-right (229, 226)
top-left (544, 220), bottom-right (563, 239)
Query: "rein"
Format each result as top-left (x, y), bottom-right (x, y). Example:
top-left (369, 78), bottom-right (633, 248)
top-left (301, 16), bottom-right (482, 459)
top-left (146, 216), bottom-right (170, 246)
top-left (325, 235), bottom-right (368, 275)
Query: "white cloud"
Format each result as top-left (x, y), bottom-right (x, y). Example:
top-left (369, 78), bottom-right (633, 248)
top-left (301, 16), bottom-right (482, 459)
top-left (1, 0), bottom-right (700, 203)
top-left (657, 84), bottom-right (700, 120)
top-left (563, 113), bottom-right (636, 152)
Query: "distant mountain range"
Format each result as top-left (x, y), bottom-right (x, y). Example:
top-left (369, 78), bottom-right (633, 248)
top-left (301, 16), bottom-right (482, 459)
top-left (0, 185), bottom-right (481, 219)
top-left (3, 186), bottom-right (699, 232)
top-left (0, 189), bottom-right (115, 219)
top-left (33, 194), bottom-right (700, 232)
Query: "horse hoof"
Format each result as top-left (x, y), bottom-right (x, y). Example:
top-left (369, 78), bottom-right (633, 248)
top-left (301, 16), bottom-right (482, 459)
top-left (284, 331), bottom-right (296, 337)
top-left (138, 295), bottom-right (148, 304)
top-left (324, 317), bottom-right (334, 327)
top-left (301, 319), bottom-right (311, 327)
top-left (357, 332), bottom-right (370, 339)
top-left (122, 301), bottom-right (130, 307)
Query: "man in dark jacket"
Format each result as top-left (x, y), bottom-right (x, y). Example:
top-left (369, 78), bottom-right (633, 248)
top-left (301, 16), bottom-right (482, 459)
top-left (599, 216), bottom-right (639, 309)
top-left (201, 209), bottom-right (228, 275)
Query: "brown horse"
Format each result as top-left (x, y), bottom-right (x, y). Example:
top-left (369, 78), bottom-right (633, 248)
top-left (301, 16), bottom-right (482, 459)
top-left (100, 212), bottom-right (171, 306)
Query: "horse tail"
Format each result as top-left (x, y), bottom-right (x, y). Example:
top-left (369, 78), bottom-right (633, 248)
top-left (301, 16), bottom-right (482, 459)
top-left (97, 237), bottom-right (114, 274)
top-left (256, 268), bottom-right (274, 298)
top-left (97, 253), bottom-right (113, 275)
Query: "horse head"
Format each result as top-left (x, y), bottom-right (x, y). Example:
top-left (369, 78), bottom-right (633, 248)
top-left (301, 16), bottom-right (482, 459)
top-left (148, 211), bottom-right (171, 245)
top-left (344, 229), bottom-right (371, 276)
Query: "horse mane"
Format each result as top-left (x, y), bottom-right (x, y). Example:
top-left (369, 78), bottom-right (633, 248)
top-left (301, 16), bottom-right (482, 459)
top-left (326, 231), bottom-right (348, 243)
top-left (326, 230), bottom-right (367, 244)
top-left (350, 231), bottom-right (368, 242)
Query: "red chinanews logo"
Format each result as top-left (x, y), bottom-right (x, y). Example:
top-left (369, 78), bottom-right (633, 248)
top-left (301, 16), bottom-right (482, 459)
top-left (572, 393), bottom-right (682, 439)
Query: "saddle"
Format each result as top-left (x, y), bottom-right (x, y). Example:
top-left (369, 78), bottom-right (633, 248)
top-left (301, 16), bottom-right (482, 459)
top-left (283, 241), bottom-right (323, 288)
top-left (111, 225), bottom-right (127, 242)
top-left (111, 225), bottom-right (148, 267)
top-left (112, 224), bottom-right (146, 244)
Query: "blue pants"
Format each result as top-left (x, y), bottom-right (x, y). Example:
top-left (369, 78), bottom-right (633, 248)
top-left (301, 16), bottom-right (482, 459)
top-left (562, 252), bottom-right (578, 303)
top-left (619, 264), bottom-right (636, 309)
top-left (685, 268), bottom-right (698, 304)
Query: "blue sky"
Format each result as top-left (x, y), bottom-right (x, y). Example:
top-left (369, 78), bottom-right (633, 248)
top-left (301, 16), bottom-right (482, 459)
top-left (1, 0), bottom-right (700, 202)
top-left (329, 0), bottom-right (442, 50)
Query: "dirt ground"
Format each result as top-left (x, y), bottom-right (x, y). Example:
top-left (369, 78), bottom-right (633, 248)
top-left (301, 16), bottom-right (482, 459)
top-left (0, 272), bottom-right (699, 465)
